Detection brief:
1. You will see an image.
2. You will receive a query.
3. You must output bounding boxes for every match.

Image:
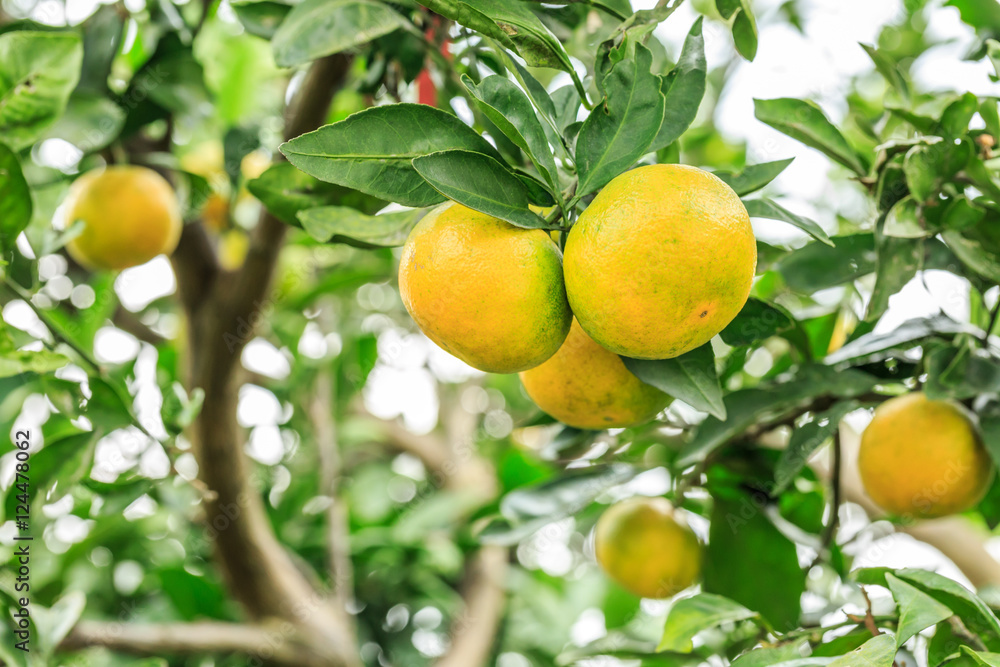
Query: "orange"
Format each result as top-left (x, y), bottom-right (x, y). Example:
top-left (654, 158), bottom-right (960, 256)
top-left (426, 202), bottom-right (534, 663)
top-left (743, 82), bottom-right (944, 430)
top-left (398, 202), bottom-right (572, 373)
top-left (64, 166), bottom-right (182, 271)
top-left (564, 164), bottom-right (756, 360)
top-left (520, 319), bottom-right (670, 429)
top-left (595, 497), bottom-right (701, 599)
top-left (859, 393), bottom-right (994, 519)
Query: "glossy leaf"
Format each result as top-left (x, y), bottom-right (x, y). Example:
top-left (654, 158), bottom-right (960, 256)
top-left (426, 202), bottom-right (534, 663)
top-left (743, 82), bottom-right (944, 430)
top-left (576, 42), bottom-right (665, 197)
top-left (775, 234), bottom-right (876, 293)
top-left (827, 634), bottom-right (895, 667)
top-left (678, 366), bottom-right (878, 466)
top-left (0, 143), bottom-right (31, 254)
top-left (272, 0), bottom-right (407, 67)
top-left (886, 573), bottom-right (953, 647)
top-left (280, 104), bottom-right (502, 207)
top-left (774, 400), bottom-right (859, 494)
top-left (479, 464), bottom-right (637, 545)
top-left (866, 225), bottom-right (923, 322)
top-left (231, 0), bottom-right (292, 39)
top-left (463, 74), bottom-right (559, 188)
top-left (622, 343), bottom-right (725, 419)
top-left (744, 198), bottom-right (833, 246)
top-left (754, 98), bottom-right (867, 176)
top-left (412, 150), bottom-right (546, 229)
top-left (0, 31), bottom-right (83, 149)
top-left (298, 206), bottom-right (426, 248)
top-left (658, 593), bottom-right (757, 652)
top-left (714, 158), bottom-right (794, 197)
top-left (703, 492), bottom-right (805, 630)
top-left (649, 18), bottom-right (706, 152)
top-left (720, 298), bottom-right (795, 347)
top-left (825, 315), bottom-right (980, 365)
top-left (420, 0), bottom-right (574, 71)
top-left (247, 163), bottom-right (386, 226)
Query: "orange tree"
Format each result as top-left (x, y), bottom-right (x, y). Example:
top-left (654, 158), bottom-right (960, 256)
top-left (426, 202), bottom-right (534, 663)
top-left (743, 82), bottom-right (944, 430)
top-left (4, 0), bottom-right (1000, 666)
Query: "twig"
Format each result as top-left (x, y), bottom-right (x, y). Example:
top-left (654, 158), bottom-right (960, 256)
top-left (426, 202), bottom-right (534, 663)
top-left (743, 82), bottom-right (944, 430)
top-left (812, 430), bottom-right (842, 567)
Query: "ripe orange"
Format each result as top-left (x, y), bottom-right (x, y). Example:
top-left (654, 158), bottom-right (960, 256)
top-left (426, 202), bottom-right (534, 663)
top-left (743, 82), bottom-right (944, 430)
top-left (519, 319), bottom-right (670, 429)
top-left (398, 203), bottom-right (572, 373)
top-left (859, 393), bottom-right (994, 519)
top-left (63, 166), bottom-right (182, 271)
top-left (595, 497), bottom-right (701, 599)
top-left (564, 164), bottom-right (756, 360)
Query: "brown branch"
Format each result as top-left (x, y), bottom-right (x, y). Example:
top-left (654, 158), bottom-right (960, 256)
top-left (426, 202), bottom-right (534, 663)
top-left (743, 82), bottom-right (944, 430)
top-left (171, 53), bottom-right (360, 667)
top-left (62, 620), bottom-right (321, 665)
top-left (435, 546), bottom-right (509, 667)
top-left (112, 306), bottom-right (166, 346)
top-left (310, 367), bottom-right (356, 618)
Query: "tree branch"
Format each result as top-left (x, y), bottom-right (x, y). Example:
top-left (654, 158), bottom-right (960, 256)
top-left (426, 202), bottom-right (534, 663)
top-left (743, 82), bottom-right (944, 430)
top-left (435, 546), bottom-right (509, 667)
top-left (172, 53), bottom-right (360, 667)
top-left (62, 620), bottom-right (321, 665)
top-left (310, 367), bottom-right (356, 617)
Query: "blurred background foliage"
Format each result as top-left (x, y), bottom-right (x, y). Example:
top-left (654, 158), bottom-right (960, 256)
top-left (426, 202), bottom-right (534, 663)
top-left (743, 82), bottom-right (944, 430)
top-left (4, 0), bottom-right (1000, 665)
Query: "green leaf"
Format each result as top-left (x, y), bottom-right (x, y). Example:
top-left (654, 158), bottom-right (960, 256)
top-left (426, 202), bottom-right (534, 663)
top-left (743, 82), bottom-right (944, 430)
top-left (298, 206), bottom-right (426, 248)
top-left (744, 198), bottom-right (833, 246)
top-left (0, 143), bottom-right (31, 253)
top-left (825, 315), bottom-right (981, 366)
top-left (860, 44), bottom-right (910, 100)
top-left (720, 298), bottom-right (795, 347)
top-left (886, 573), bottom-right (953, 647)
top-left (421, 0), bottom-right (574, 71)
top-left (774, 400), bottom-right (858, 494)
top-left (754, 98), bottom-right (867, 176)
top-left (730, 642), bottom-right (814, 666)
top-left (576, 42), bottom-right (665, 197)
top-left (943, 228), bottom-right (1000, 283)
top-left (714, 158), bottom-right (794, 197)
top-left (775, 234), bottom-right (876, 293)
top-left (463, 74), bottom-right (559, 189)
top-left (280, 104), bottom-right (502, 207)
top-left (731, 4), bottom-right (759, 61)
top-left (40, 92), bottom-right (125, 152)
top-left (32, 591), bottom-right (85, 658)
top-left (412, 150), bottom-right (546, 229)
top-left (247, 163), bottom-right (387, 226)
top-left (657, 593), bottom-right (757, 652)
top-left (271, 0), bottom-right (407, 67)
top-left (883, 197), bottom-right (926, 239)
top-left (827, 634), bottom-right (895, 667)
top-left (0, 31), bottom-right (83, 149)
top-left (479, 464), bottom-right (637, 545)
top-left (903, 140), bottom-right (971, 203)
top-left (925, 345), bottom-right (1000, 400)
top-left (940, 92), bottom-right (979, 137)
top-left (0, 348), bottom-right (69, 378)
top-left (678, 366), bottom-right (878, 466)
top-left (649, 18), bottom-right (706, 152)
top-left (897, 569), bottom-right (1000, 649)
top-left (622, 343), bottom-right (725, 419)
top-left (865, 224), bottom-right (923, 322)
top-left (232, 0), bottom-right (292, 39)
top-left (963, 648), bottom-right (1000, 666)
top-left (551, 85), bottom-right (581, 132)
top-left (703, 492), bottom-right (805, 631)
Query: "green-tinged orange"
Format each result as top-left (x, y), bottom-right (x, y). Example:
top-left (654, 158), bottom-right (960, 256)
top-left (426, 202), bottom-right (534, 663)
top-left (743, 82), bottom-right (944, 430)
top-left (63, 166), bottom-right (183, 271)
top-left (398, 202), bottom-right (572, 373)
top-left (595, 497), bottom-right (701, 599)
top-left (564, 164), bottom-right (757, 360)
top-left (520, 319), bottom-right (670, 429)
top-left (859, 392), bottom-right (994, 519)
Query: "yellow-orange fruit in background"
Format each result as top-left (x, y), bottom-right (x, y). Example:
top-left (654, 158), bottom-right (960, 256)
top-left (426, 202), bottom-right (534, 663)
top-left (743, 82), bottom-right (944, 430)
top-left (564, 164), bottom-right (756, 360)
top-left (398, 202), bottom-right (572, 374)
top-left (859, 392), bottom-right (994, 519)
top-left (595, 497), bottom-right (701, 599)
top-left (520, 319), bottom-right (670, 429)
top-left (64, 166), bottom-right (182, 271)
